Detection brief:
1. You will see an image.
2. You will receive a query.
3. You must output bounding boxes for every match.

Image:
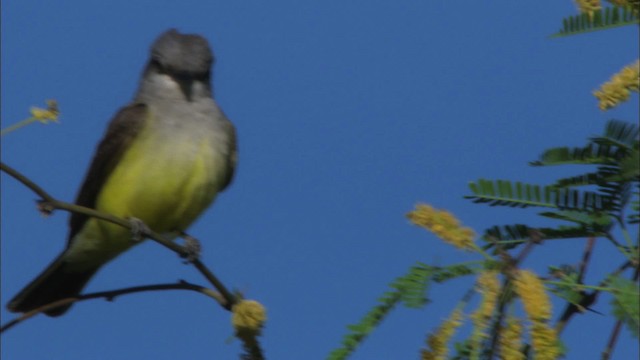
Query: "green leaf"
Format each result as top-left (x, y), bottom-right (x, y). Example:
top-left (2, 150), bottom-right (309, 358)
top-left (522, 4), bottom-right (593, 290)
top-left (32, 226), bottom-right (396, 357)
top-left (538, 210), bottom-right (612, 229)
top-left (481, 224), bottom-right (608, 250)
top-left (551, 6), bottom-right (639, 38)
top-left (548, 266), bottom-right (583, 306)
top-left (595, 120), bottom-right (640, 150)
top-left (326, 263), bottom-right (435, 360)
top-left (530, 143), bottom-right (624, 167)
top-left (431, 263), bottom-right (485, 283)
top-left (466, 179), bottom-right (612, 211)
top-left (608, 275), bottom-right (640, 339)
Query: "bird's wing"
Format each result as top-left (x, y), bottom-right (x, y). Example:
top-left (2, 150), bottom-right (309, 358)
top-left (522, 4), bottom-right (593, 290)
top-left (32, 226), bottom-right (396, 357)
top-left (219, 119), bottom-right (238, 192)
top-left (68, 103), bottom-right (149, 243)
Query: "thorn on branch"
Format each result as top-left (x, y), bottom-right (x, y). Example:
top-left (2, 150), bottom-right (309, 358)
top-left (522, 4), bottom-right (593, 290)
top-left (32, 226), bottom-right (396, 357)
top-left (127, 217), bottom-right (150, 242)
top-left (528, 228), bottom-right (544, 244)
top-left (181, 233), bottom-right (202, 263)
top-left (36, 200), bottom-right (55, 216)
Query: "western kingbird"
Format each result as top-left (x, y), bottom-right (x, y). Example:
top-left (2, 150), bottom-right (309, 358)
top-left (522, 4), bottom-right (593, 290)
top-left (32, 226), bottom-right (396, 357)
top-left (8, 29), bottom-right (237, 316)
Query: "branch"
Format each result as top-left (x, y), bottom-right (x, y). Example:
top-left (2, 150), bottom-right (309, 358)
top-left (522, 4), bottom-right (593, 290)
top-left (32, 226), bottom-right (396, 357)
top-left (556, 261), bottom-right (634, 335)
top-left (1, 161), bottom-right (238, 310)
top-left (1, 281), bottom-right (220, 332)
top-left (555, 237), bottom-right (596, 334)
top-left (487, 231), bottom-right (542, 359)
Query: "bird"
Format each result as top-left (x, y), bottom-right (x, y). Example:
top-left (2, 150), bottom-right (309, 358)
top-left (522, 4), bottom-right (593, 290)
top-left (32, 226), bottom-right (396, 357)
top-left (7, 29), bottom-right (237, 316)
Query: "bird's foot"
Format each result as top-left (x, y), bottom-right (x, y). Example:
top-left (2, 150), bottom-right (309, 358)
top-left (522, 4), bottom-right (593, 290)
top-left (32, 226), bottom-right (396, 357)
top-left (127, 217), bottom-right (150, 242)
top-left (180, 232), bottom-right (201, 263)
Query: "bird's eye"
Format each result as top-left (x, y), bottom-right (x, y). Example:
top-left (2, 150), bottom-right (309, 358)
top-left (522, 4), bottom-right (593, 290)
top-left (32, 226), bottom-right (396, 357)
top-left (151, 59), bottom-right (167, 74)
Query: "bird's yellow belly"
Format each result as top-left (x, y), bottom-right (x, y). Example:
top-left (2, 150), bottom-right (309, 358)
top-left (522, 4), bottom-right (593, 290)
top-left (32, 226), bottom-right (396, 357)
top-left (101, 135), bottom-right (220, 229)
top-left (67, 132), bottom-right (223, 264)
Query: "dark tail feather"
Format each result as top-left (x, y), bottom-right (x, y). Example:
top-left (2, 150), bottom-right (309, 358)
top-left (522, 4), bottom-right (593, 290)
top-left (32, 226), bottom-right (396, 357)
top-left (7, 254), bottom-right (98, 317)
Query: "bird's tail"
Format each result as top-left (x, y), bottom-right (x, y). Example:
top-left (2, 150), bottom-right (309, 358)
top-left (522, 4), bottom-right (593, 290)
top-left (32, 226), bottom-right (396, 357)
top-left (7, 254), bottom-right (98, 317)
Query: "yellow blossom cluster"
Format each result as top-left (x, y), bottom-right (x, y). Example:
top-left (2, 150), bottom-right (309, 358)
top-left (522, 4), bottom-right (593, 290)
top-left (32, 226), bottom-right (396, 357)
top-left (422, 309), bottom-right (464, 360)
top-left (530, 323), bottom-right (562, 360)
top-left (471, 270), bottom-right (500, 325)
top-left (513, 270), bottom-right (560, 360)
top-left (500, 316), bottom-right (525, 360)
top-left (513, 270), bottom-right (551, 321)
top-left (594, 60), bottom-right (640, 110)
top-left (30, 99), bottom-right (59, 124)
top-left (574, 0), bottom-right (601, 14)
top-left (232, 300), bottom-right (267, 338)
top-left (470, 271), bottom-right (501, 355)
top-left (407, 204), bottom-right (476, 250)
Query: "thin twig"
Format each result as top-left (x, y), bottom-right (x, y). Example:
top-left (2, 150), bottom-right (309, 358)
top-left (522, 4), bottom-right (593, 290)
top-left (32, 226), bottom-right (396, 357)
top-left (555, 237), bottom-right (596, 334)
top-left (0, 281), bottom-right (220, 333)
top-left (556, 261), bottom-right (634, 334)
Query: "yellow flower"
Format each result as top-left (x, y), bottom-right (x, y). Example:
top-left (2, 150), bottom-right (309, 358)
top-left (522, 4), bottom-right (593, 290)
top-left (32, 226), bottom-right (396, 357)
top-left (594, 59), bottom-right (640, 110)
top-left (472, 271), bottom-right (501, 323)
top-left (470, 271), bottom-right (501, 355)
top-left (513, 270), bottom-right (560, 359)
top-left (30, 99), bottom-right (59, 123)
top-left (574, 0), bottom-right (601, 15)
top-left (232, 300), bottom-right (267, 338)
top-left (513, 270), bottom-right (552, 321)
top-left (422, 309), bottom-right (464, 360)
top-left (499, 316), bottom-right (525, 360)
top-left (530, 323), bottom-right (561, 360)
top-left (407, 204), bottom-right (476, 250)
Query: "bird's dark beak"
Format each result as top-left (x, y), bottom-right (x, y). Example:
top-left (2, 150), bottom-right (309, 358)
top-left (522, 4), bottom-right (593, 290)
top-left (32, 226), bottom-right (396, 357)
top-left (174, 74), bottom-right (194, 101)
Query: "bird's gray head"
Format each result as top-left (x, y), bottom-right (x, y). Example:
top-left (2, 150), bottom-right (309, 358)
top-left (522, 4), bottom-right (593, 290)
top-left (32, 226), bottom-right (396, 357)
top-left (138, 29), bottom-right (215, 102)
top-left (151, 29), bottom-right (214, 76)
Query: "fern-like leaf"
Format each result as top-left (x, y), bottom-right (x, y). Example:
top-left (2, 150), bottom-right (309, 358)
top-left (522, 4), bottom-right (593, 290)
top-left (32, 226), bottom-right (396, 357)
top-left (530, 143), bottom-right (624, 167)
top-left (539, 210), bottom-right (613, 229)
top-left (593, 119), bottom-right (640, 150)
top-left (326, 263), bottom-right (435, 360)
top-left (551, 6), bottom-right (640, 38)
top-left (466, 179), bottom-right (612, 211)
top-left (481, 224), bottom-right (608, 250)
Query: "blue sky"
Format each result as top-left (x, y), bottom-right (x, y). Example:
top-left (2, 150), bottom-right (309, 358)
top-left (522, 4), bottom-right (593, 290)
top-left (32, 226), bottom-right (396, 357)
top-left (1, 1), bottom-right (638, 359)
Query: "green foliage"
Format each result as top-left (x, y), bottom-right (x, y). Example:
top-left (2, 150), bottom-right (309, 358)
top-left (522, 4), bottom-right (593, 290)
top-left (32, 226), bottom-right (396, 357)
top-left (326, 262), bottom-right (486, 360)
top-left (330, 7), bottom-right (639, 359)
top-left (551, 5), bottom-right (640, 38)
top-left (326, 263), bottom-right (435, 360)
top-left (468, 120), bottom-right (639, 252)
top-left (608, 274), bottom-right (640, 338)
top-left (466, 179), bottom-right (612, 211)
top-left (629, 194), bottom-right (640, 224)
top-left (431, 262), bottom-right (487, 283)
top-left (481, 223), bottom-right (609, 250)
top-left (547, 266), bottom-right (584, 306)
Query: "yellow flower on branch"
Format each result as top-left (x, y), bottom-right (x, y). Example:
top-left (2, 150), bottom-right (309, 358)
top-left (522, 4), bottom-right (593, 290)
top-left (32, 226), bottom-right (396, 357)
top-left (232, 300), bottom-right (267, 338)
top-left (421, 309), bottom-right (464, 360)
top-left (407, 204), bottom-right (476, 250)
top-left (30, 99), bottom-right (60, 124)
top-left (513, 270), bottom-right (552, 321)
top-left (470, 271), bottom-right (501, 356)
top-left (499, 316), bottom-right (525, 360)
top-left (513, 270), bottom-right (560, 360)
top-left (574, 0), bottom-right (601, 15)
top-left (472, 270), bottom-right (501, 325)
top-left (530, 323), bottom-right (561, 360)
top-left (594, 59), bottom-right (640, 110)
top-left (1, 99), bottom-right (60, 136)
